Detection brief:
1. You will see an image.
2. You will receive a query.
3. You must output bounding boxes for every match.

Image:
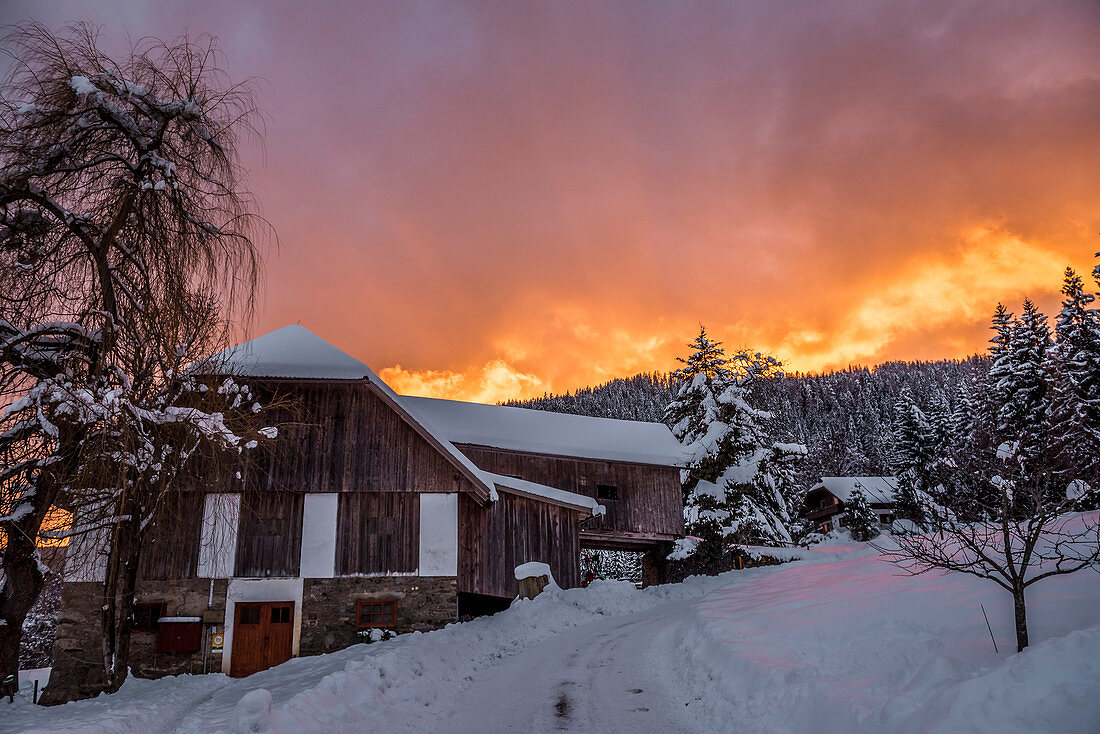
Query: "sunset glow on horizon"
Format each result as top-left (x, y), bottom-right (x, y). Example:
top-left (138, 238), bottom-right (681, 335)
top-left (9, 1), bottom-right (1100, 403)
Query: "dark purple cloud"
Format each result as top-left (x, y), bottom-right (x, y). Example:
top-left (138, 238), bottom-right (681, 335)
top-left (4, 1), bottom-right (1099, 399)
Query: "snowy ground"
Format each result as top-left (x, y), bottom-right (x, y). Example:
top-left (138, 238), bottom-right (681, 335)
top-left (9, 516), bottom-right (1100, 734)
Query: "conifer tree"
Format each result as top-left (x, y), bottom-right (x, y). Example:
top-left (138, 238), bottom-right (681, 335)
top-left (892, 387), bottom-right (933, 524)
top-left (845, 488), bottom-right (879, 541)
top-left (665, 327), bottom-right (805, 558)
top-left (1003, 300), bottom-right (1054, 477)
top-left (1048, 267), bottom-right (1100, 489)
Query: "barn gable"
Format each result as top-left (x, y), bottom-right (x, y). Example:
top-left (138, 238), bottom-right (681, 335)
top-left (203, 324), bottom-right (500, 504)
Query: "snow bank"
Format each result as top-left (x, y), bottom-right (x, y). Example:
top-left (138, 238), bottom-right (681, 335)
top-left (8, 577), bottom-right (722, 734)
top-left (11, 519), bottom-right (1099, 734)
top-left (663, 517), bottom-right (1100, 734)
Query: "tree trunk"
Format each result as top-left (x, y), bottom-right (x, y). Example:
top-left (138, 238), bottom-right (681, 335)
top-left (1012, 584), bottom-right (1029, 652)
top-left (0, 511), bottom-right (50, 690)
top-left (96, 506), bottom-right (143, 695)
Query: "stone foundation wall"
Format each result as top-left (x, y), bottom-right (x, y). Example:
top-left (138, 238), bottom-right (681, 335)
top-left (299, 577), bottom-right (457, 656)
top-left (43, 576), bottom-right (458, 704)
top-left (42, 579), bottom-right (227, 704)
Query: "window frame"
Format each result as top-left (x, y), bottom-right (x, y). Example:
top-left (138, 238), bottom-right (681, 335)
top-left (355, 599), bottom-right (398, 629)
top-left (132, 602), bottom-right (167, 633)
top-left (238, 604), bottom-right (262, 625)
top-left (596, 484), bottom-right (619, 501)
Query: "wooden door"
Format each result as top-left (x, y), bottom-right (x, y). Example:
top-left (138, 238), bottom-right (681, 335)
top-left (230, 601), bottom-right (295, 677)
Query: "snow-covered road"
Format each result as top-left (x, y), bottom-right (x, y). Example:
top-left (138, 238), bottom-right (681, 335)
top-left (11, 521), bottom-right (1100, 734)
top-left (424, 603), bottom-right (698, 734)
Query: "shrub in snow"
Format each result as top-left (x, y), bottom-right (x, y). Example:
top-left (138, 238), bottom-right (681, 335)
top-left (844, 489), bottom-right (880, 542)
top-left (357, 628), bottom-right (398, 644)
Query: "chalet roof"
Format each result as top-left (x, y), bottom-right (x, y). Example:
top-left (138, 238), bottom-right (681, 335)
top-left (810, 477), bottom-right (898, 505)
top-left (400, 395), bottom-right (685, 467)
top-left (201, 324), bottom-right (372, 380)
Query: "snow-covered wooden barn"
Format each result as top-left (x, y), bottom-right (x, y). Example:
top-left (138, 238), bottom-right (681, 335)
top-left (47, 325), bottom-right (684, 694)
top-left (800, 476), bottom-right (898, 533)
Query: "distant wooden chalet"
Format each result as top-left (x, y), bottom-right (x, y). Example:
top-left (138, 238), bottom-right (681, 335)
top-left (47, 325), bottom-right (684, 697)
top-left (800, 477), bottom-right (898, 533)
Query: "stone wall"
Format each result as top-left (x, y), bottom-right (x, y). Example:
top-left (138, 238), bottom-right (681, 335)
top-left (42, 579), bottom-right (227, 704)
top-left (43, 575), bottom-right (458, 704)
top-left (299, 576), bottom-right (457, 656)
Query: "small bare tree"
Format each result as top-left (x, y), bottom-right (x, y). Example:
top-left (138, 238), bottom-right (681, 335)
top-left (0, 22), bottom-right (274, 694)
top-left (881, 466), bottom-right (1100, 652)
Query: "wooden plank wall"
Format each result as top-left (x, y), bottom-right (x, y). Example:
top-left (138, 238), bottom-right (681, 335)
top-left (239, 381), bottom-right (469, 495)
top-left (458, 492), bottom-right (580, 598)
top-left (138, 492), bottom-right (205, 580)
top-left (456, 446), bottom-right (683, 537)
top-left (212, 380), bottom-right (464, 578)
top-left (336, 492), bottom-right (419, 575)
top-left (235, 491), bottom-right (304, 577)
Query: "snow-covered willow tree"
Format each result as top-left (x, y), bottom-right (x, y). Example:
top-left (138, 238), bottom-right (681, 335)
top-left (665, 327), bottom-right (805, 565)
top-left (0, 23), bottom-right (275, 692)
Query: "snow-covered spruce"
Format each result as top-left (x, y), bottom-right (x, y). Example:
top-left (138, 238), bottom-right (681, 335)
top-left (665, 327), bottom-right (806, 558)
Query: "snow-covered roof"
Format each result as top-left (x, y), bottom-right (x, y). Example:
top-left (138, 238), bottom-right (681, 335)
top-left (201, 326), bottom-right (681, 514)
top-left (400, 395), bottom-right (684, 467)
top-left (201, 324), bottom-right (373, 380)
top-left (200, 326), bottom-right (504, 503)
top-left (483, 471), bottom-right (604, 516)
top-left (810, 477), bottom-right (898, 505)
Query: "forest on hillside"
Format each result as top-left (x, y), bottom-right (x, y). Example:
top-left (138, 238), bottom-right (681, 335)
top-left (510, 258), bottom-right (1100, 571)
top-left (505, 357), bottom-right (987, 493)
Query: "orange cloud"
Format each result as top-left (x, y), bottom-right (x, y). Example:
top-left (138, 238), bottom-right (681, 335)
top-left (33, 2), bottom-right (1098, 401)
top-left (380, 360), bottom-right (548, 403)
top-left (771, 225), bottom-right (1090, 372)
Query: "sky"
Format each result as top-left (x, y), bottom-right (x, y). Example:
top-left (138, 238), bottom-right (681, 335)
top-left (4, 1), bottom-right (1100, 403)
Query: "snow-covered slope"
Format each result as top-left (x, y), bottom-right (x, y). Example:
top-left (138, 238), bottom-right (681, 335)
top-left (668, 533), bottom-right (1100, 734)
top-left (11, 515), bottom-right (1100, 734)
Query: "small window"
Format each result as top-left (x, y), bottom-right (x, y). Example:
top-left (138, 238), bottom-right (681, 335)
top-left (133, 602), bottom-right (166, 633)
top-left (356, 599), bottom-right (397, 628)
top-left (271, 606), bottom-right (292, 624)
top-left (238, 606), bottom-right (261, 625)
top-left (596, 484), bottom-right (619, 501)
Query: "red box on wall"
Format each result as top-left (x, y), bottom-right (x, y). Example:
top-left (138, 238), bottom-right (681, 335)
top-left (156, 618), bottom-right (202, 654)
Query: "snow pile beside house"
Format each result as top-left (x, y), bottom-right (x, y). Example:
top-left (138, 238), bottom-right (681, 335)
top-left (10, 577), bottom-right (722, 734)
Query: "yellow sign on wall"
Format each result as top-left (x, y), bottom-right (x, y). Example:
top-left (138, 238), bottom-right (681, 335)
top-left (211, 633), bottom-right (224, 652)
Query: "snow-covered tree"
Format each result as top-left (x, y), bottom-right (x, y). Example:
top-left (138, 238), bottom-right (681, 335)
top-left (891, 388), bottom-right (935, 525)
top-left (1000, 300), bottom-right (1054, 481)
top-left (844, 488), bottom-right (879, 542)
top-left (1047, 266), bottom-right (1100, 490)
top-left (886, 293), bottom-right (1100, 653)
top-left (665, 328), bottom-right (804, 557)
top-left (0, 23), bottom-right (273, 693)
